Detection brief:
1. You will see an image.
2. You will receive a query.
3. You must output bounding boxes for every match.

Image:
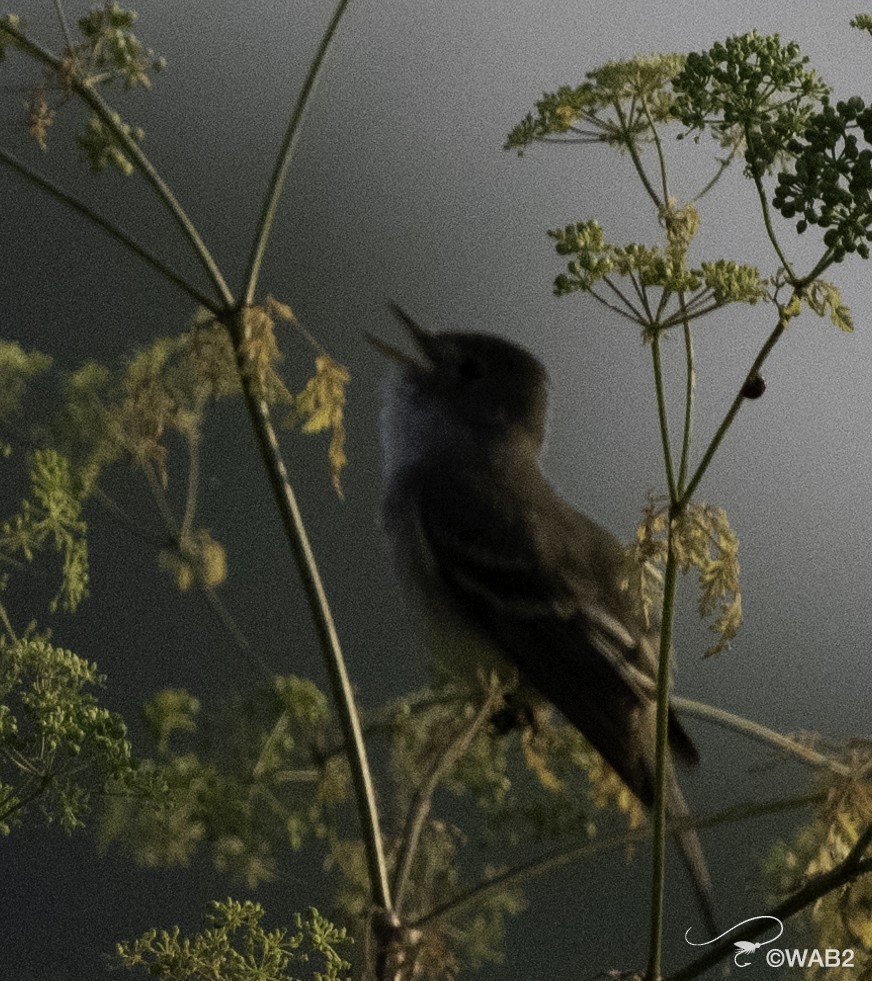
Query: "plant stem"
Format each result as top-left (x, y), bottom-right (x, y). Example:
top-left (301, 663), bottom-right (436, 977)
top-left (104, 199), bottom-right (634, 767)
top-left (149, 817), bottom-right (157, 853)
top-left (230, 311), bottom-right (392, 916)
top-left (647, 534), bottom-right (679, 981)
top-left (412, 792), bottom-right (821, 933)
top-left (673, 698), bottom-right (852, 776)
top-left (680, 307), bottom-right (789, 507)
top-left (0, 148), bottom-right (218, 312)
top-left (651, 333), bottom-right (678, 506)
top-left (242, 0), bottom-right (353, 304)
top-left (392, 685), bottom-right (502, 914)
top-left (0, 20), bottom-right (233, 307)
top-left (750, 162), bottom-right (796, 281)
top-left (616, 101), bottom-right (662, 208)
top-left (677, 315), bottom-right (695, 491)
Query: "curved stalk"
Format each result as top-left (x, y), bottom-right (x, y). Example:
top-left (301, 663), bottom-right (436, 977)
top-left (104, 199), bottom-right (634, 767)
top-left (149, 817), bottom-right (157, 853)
top-left (0, 20), bottom-right (233, 306)
top-left (647, 537), bottom-right (679, 981)
top-left (667, 822), bottom-right (872, 981)
top-left (0, 147), bottom-right (218, 312)
top-left (673, 698), bottom-right (852, 776)
top-left (680, 307), bottom-right (789, 507)
top-left (412, 791), bottom-right (822, 933)
top-left (242, 0), bottom-right (353, 304)
top-left (392, 685), bottom-right (502, 914)
top-left (651, 333), bottom-right (678, 501)
top-left (677, 314), bottom-right (695, 491)
top-left (230, 310), bottom-right (392, 916)
top-left (615, 100), bottom-right (662, 208)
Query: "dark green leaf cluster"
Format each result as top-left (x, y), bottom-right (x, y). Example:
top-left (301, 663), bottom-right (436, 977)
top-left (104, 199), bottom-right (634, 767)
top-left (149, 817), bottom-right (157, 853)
top-left (0, 635), bottom-right (143, 834)
top-left (115, 899), bottom-right (353, 981)
top-left (773, 98), bottom-right (872, 260)
top-left (850, 14), bottom-right (872, 36)
top-left (671, 32), bottom-right (830, 175)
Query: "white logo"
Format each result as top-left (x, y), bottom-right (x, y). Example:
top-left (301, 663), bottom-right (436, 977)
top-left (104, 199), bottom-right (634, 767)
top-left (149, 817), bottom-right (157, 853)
top-left (685, 917), bottom-right (857, 970)
top-left (685, 916), bottom-right (783, 968)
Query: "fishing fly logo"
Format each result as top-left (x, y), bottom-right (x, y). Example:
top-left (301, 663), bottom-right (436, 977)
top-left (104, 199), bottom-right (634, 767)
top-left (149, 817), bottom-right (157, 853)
top-left (685, 916), bottom-right (857, 969)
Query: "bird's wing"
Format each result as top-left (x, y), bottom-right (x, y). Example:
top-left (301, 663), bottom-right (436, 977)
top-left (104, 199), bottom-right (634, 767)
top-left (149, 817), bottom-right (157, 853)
top-left (413, 464), bottom-right (713, 929)
top-left (414, 467), bottom-right (675, 799)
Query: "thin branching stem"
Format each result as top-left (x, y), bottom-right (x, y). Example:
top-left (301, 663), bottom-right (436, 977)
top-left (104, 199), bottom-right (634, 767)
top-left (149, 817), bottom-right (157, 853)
top-left (651, 334), bottom-right (677, 501)
top-left (242, 0), bottom-right (353, 304)
top-left (647, 537), bottom-right (679, 981)
top-left (748, 159), bottom-right (795, 282)
top-left (681, 305), bottom-right (789, 507)
top-left (642, 96), bottom-right (670, 205)
top-left (229, 313), bottom-right (393, 917)
top-left (615, 100), bottom-right (662, 208)
top-left (0, 148), bottom-right (218, 312)
top-left (392, 684), bottom-right (503, 914)
top-left (0, 20), bottom-right (233, 306)
top-left (674, 698), bottom-right (853, 776)
top-left (677, 307), bottom-right (695, 491)
top-left (411, 791), bottom-right (822, 933)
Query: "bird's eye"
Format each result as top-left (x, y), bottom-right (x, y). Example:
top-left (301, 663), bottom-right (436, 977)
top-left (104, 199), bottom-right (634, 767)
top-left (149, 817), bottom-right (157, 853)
top-left (457, 356), bottom-right (484, 382)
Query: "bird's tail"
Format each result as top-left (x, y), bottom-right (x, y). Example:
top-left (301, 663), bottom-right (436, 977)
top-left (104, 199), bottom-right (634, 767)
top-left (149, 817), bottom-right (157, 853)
top-left (666, 768), bottom-right (717, 938)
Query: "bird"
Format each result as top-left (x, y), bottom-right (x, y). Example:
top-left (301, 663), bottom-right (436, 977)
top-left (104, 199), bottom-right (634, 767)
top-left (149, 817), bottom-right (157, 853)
top-left (370, 303), bottom-right (715, 933)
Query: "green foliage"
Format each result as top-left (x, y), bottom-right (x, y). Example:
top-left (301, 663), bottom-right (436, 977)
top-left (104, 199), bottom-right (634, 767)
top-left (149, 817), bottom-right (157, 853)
top-left (549, 218), bottom-right (767, 327)
top-left (0, 6), bottom-right (164, 157)
top-left (0, 341), bottom-right (52, 424)
top-left (505, 54), bottom-right (686, 153)
top-left (1, 448), bottom-right (89, 613)
top-left (671, 31), bottom-right (830, 175)
top-left (76, 3), bottom-right (166, 89)
top-left (852, 14), bottom-right (872, 36)
top-left (631, 498), bottom-right (742, 656)
top-left (115, 899), bottom-right (353, 981)
top-left (78, 111), bottom-right (144, 175)
top-left (101, 677), bottom-right (349, 889)
top-left (765, 760), bottom-right (872, 976)
top-left (0, 634), bottom-right (148, 835)
top-left (802, 279), bottom-right (854, 331)
top-left (773, 97), bottom-right (872, 261)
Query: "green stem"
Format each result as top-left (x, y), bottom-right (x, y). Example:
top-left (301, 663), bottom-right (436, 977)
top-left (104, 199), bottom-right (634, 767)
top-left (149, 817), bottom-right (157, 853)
top-left (651, 333), bottom-right (677, 501)
top-left (748, 156), bottom-right (795, 281)
top-left (615, 101), bottom-right (662, 208)
top-left (0, 147), bottom-right (218, 312)
top-left (392, 685), bottom-right (502, 914)
top-left (230, 310), bottom-right (392, 917)
top-left (680, 307), bottom-right (788, 507)
top-left (673, 697), bottom-right (852, 776)
top-left (242, 0), bottom-right (353, 305)
top-left (0, 20), bottom-right (233, 307)
top-left (677, 314), bottom-right (695, 491)
top-left (646, 535), bottom-right (679, 981)
top-left (412, 792), bottom-right (820, 933)
top-left (642, 95), bottom-right (669, 205)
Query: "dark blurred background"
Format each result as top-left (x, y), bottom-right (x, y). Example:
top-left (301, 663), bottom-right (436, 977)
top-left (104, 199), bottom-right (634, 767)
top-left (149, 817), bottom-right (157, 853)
top-left (2, 0), bottom-right (872, 977)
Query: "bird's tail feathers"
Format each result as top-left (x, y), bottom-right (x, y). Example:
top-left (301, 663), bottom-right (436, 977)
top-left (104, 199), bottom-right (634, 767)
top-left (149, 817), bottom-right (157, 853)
top-left (666, 769), bottom-right (717, 938)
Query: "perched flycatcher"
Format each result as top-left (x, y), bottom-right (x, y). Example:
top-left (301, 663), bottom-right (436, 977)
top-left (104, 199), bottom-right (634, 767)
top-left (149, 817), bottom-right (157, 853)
top-left (371, 305), bottom-right (715, 931)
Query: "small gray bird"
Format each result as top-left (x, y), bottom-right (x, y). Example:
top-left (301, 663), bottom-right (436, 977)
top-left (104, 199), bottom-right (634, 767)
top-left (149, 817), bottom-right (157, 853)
top-left (372, 304), bottom-right (715, 931)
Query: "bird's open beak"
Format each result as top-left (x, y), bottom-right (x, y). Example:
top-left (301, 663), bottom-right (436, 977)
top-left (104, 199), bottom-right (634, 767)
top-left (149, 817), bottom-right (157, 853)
top-left (365, 304), bottom-right (437, 370)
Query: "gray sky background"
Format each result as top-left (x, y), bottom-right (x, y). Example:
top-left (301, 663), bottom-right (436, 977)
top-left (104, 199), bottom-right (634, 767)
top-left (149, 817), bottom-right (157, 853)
top-left (3, 1), bottom-right (872, 977)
